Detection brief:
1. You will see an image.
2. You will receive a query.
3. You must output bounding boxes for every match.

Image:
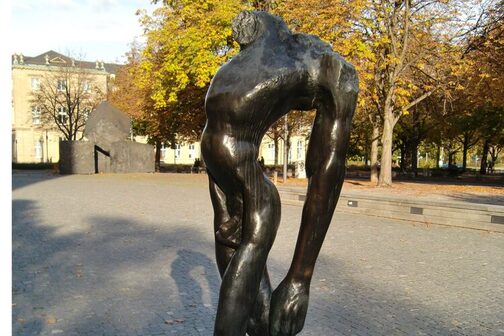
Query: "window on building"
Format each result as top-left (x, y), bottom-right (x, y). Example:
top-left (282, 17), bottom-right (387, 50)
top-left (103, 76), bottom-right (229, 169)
top-left (267, 142), bottom-right (275, 161)
top-left (34, 141), bottom-right (43, 160)
top-left (57, 79), bottom-right (67, 91)
top-left (82, 80), bottom-right (91, 93)
top-left (82, 107), bottom-right (91, 121)
top-left (175, 144), bottom-right (181, 159)
top-left (31, 77), bottom-right (40, 91)
top-left (50, 57), bottom-right (66, 64)
top-left (160, 144), bottom-right (166, 161)
top-left (297, 139), bottom-right (304, 160)
top-left (32, 106), bottom-right (42, 125)
top-left (188, 143), bottom-right (195, 159)
top-left (57, 106), bottom-right (68, 124)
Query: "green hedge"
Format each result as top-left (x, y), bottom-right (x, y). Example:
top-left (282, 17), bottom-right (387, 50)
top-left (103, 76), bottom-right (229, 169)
top-left (12, 162), bottom-right (56, 170)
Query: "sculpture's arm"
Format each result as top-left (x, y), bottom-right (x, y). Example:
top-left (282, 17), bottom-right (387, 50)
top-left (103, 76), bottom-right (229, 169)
top-left (290, 92), bottom-right (355, 281)
top-left (270, 65), bottom-right (357, 335)
top-left (288, 58), bottom-right (358, 283)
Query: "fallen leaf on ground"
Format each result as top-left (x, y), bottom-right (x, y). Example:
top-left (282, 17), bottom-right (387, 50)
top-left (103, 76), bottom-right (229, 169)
top-left (164, 319), bottom-right (185, 325)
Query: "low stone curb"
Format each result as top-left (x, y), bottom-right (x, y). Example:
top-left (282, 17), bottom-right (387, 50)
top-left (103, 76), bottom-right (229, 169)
top-left (278, 187), bottom-right (504, 233)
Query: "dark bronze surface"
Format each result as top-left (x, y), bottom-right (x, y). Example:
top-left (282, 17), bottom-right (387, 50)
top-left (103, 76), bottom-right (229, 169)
top-left (201, 10), bottom-right (358, 336)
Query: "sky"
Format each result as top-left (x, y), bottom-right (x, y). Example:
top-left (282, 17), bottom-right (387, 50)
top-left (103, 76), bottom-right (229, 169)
top-left (11, 0), bottom-right (158, 64)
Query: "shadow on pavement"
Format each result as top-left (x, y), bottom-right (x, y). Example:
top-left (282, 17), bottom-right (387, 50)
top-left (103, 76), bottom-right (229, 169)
top-left (12, 170), bottom-right (62, 191)
top-left (13, 199), bottom-right (220, 336)
top-left (12, 198), bottom-right (499, 335)
top-left (447, 193), bottom-right (504, 206)
top-left (171, 249), bottom-right (221, 329)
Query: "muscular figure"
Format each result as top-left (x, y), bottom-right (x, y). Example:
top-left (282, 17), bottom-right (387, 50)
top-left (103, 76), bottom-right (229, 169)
top-left (200, 10), bottom-right (358, 336)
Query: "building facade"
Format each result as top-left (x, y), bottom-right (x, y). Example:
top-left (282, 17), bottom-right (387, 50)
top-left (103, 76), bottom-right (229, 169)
top-left (12, 51), bottom-right (308, 169)
top-left (12, 50), bottom-right (119, 163)
top-left (159, 135), bottom-right (308, 167)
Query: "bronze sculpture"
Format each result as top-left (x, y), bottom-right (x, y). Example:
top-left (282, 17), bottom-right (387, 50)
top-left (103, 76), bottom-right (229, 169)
top-left (201, 10), bottom-right (358, 336)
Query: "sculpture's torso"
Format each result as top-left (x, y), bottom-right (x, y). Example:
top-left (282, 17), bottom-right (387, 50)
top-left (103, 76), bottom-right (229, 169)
top-left (201, 27), bottom-right (356, 187)
top-left (205, 42), bottom-right (313, 141)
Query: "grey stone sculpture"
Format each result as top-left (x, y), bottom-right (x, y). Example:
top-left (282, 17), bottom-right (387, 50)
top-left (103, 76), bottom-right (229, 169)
top-left (59, 101), bottom-right (155, 174)
top-left (200, 10), bottom-right (358, 336)
top-left (59, 140), bottom-right (95, 174)
top-left (84, 101), bottom-right (131, 150)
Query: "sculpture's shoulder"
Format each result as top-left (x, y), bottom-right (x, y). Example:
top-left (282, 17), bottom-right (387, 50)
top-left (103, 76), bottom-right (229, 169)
top-left (293, 33), bottom-right (333, 54)
top-left (292, 33), bottom-right (358, 93)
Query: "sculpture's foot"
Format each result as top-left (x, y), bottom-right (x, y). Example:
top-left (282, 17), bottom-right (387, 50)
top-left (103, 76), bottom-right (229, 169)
top-left (269, 278), bottom-right (310, 336)
top-left (247, 282), bottom-right (271, 336)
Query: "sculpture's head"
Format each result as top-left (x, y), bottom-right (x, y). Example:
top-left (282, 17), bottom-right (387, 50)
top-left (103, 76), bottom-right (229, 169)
top-left (232, 11), bottom-right (262, 47)
top-left (232, 10), bottom-right (291, 49)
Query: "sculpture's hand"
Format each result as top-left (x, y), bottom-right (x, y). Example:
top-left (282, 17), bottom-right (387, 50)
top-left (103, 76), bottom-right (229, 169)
top-left (269, 277), bottom-right (310, 336)
top-left (215, 216), bottom-right (241, 249)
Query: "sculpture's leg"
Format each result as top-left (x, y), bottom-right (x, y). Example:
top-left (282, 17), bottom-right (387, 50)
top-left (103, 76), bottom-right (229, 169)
top-left (269, 88), bottom-right (356, 336)
top-left (212, 160), bottom-right (281, 336)
top-left (208, 174), bottom-right (273, 336)
top-left (208, 173), bottom-right (242, 267)
top-left (247, 269), bottom-right (273, 336)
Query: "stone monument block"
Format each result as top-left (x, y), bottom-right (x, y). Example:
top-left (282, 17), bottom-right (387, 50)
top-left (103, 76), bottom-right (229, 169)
top-left (59, 141), bottom-right (94, 174)
top-left (59, 101), bottom-right (155, 174)
top-left (95, 146), bottom-right (112, 173)
top-left (84, 101), bottom-right (131, 150)
top-left (110, 141), bottom-right (155, 173)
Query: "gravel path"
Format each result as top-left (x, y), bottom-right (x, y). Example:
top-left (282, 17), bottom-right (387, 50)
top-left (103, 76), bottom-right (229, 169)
top-left (12, 171), bottom-right (504, 335)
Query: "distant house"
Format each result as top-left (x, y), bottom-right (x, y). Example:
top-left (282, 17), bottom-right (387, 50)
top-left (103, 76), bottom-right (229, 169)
top-left (11, 50), bottom-right (120, 163)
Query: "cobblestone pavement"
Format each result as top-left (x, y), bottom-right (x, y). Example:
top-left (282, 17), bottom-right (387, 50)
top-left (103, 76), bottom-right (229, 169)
top-left (12, 171), bottom-right (504, 336)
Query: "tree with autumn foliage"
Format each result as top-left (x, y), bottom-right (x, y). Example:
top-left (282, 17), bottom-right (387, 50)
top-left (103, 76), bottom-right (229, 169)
top-left (356, 0), bottom-right (464, 186)
top-left (462, 0), bottom-right (504, 173)
top-left (109, 43), bottom-right (165, 171)
top-left (274, 0), bottom-right (485, 185)
top-left (136, 0), bottom-right (245, 126)
top-left (111, 1), bottom-right (248, 170)
top-left (112, 0), bottom-right (504, 178)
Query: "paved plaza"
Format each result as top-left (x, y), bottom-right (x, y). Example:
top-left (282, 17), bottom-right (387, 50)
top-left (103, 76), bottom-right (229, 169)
top-left (12, 171), bottom-right (504, 336)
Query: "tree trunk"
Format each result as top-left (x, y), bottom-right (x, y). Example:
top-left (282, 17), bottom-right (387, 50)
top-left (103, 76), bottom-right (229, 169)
top-left (400, 143), bottom-right (407, 171)
top-left (436, 144), bottom-right (441, 168)
top-left (488, 146), bottom-right (500, 174)
top-left (379, 116), bottom-right (394, 187)
top-left (155, 140), bottom-right (161, 172)
top-left (364, 134), bottom-right (369, 167)
top-left (480, 139), bottom-right (489, 175)
top-left (462, 134), bottom-right (469, 171)
top-left (411, 142), bottom-right (418, 177)
top-left (274, 138), bottom-right (279, 166)
top-left (283, 115), bottom-right (289, 182)
top-left (370, 124), bottom-right (379, 184)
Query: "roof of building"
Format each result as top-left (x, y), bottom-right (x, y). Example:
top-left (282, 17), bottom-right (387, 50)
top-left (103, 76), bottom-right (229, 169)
top-left (12, 50), bottom-right (121, 74)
